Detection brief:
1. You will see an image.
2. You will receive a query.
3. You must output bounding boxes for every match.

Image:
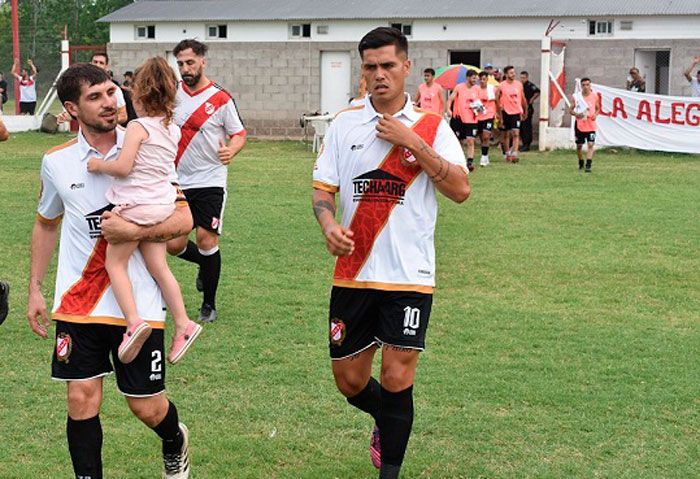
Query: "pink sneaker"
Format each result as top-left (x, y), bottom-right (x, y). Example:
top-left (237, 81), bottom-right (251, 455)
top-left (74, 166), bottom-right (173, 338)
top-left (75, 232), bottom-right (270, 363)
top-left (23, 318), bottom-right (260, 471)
top-left (118, 320), bottom-right (152, 364)
top-left (370, 425), bottom-right (381, 469)
top-left (167, 320), bottom-right (202, 364)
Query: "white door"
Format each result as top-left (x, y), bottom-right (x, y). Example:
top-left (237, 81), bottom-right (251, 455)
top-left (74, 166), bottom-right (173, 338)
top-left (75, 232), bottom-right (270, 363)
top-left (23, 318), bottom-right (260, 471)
top-left (166, 51), bottom-right (181, 81)
top-left (321, 51), bottom-right (351, 115)
top-left (634, 50), bottom-right (656, 93)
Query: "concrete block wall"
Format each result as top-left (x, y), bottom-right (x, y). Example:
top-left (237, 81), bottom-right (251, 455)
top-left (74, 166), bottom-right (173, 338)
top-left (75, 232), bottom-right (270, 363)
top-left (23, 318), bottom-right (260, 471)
top-left (108, 38), bottom-right (697, 139)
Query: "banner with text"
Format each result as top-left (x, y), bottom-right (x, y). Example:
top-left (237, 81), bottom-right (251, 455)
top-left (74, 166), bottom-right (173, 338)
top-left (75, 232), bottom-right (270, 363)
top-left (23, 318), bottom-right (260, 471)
top-left (593, 84), bottom-right (700, 154)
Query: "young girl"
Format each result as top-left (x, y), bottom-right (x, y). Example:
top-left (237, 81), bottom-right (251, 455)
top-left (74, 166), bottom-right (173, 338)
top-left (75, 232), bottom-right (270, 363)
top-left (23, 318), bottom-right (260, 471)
top-left (88, 57), bottom-right (201, 365)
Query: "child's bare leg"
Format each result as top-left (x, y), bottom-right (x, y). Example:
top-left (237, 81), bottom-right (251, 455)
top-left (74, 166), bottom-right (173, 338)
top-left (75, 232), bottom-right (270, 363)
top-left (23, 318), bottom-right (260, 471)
top-left (106, 241), bottom-right (141, 327)
top-left (139, 241), bottom-right (189, 336)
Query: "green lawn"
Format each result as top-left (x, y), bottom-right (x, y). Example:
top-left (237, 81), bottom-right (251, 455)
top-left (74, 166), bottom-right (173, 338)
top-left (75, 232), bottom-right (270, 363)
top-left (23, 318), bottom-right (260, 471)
top-left (0, 132), bottom-right (698, 478)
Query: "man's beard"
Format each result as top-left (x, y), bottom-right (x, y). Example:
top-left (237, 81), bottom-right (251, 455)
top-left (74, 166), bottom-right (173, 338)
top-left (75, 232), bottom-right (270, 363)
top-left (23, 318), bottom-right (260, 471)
top-left (82, 109), bottom-right (118, 133)
top-left (182, 72), bottom-right (202, 88)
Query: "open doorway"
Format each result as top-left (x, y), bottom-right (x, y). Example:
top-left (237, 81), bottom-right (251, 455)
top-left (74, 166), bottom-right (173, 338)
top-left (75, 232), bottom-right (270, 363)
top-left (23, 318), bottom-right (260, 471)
top-left (634, 49), bottom-right (670, 95)
top-left (449, 50), bottom-right (481, 67)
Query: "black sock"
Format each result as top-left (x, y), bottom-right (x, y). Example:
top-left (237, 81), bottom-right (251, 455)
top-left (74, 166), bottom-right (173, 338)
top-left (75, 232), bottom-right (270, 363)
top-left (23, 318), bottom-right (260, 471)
top-left (200, 248), bottom-right (221, 309)
top-left (578, 159), bottom-right (584, 168)
top-left (586, 159), bottom-right (592, 168)
top-left (380, 463), bottom-right (402, 479)
top-left (481, 146), bottom-right (489, 156)
top-left (177, 240), bottom-right (203, 265)
top-left (151, 401), bottom-right (184, 455)
top-left (379, 385), bottom-right (414, 468)
top-left (467, 158), bottom-right (473, 164)
top-left (347, 377), bottom-right (381, 423)
top-left (67, 415), bottom-right (103, 479)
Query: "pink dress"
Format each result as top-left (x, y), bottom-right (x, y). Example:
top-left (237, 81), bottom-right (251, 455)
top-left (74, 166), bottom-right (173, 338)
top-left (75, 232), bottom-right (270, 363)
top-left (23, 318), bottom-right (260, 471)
top-left (106, 116), bottom-right (181, 226)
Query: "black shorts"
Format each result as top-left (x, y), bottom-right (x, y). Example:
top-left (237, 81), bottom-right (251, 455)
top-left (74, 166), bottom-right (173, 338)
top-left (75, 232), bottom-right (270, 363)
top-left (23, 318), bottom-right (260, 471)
top-left (574, 125), bottom-right (596, 145)
top-left (20, 101), bottom-right (36, 115)
top-left (183, 187), bottom-right (226, 234)
top-left (52, 321), bottom-right (166, 397)
top-left (328, 287), bottom-right (433, 360)
top-left (477, 119), bottom-right (494, 134)
top-left (450, 117), bottom-right (477, 140)
top-left (502, 113), bottom-right (521, 131)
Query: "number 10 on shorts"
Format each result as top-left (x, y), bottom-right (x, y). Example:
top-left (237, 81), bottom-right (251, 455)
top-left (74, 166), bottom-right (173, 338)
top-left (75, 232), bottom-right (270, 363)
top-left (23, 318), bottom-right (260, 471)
top-left (403, 306), bottom-right (420, 336)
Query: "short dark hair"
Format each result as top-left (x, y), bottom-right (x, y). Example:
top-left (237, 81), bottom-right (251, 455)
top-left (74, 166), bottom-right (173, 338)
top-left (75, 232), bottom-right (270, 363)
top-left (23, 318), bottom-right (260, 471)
top-left (504, 65), bottom-right (515, 74)
top-left (467, 69), bottom-right (478, 78)
top-left (358, 27), bottom-right (408, 58)
top-left (581, 77), bottom-right (591, 83)
top-left (57, 63), bottom-right (112, 105)
top-left (424, 68), bottom-right (435, 76)
top-left (173, 39), bottom-right (208, 57)
top-left (124, 71), bottom-right (134, 77)
top-left (520, 71), bottom-right (529, 76)
top-left (91, 52), bottom-right (108, 64)
top-left (478, 71), bottom-right (488, 78)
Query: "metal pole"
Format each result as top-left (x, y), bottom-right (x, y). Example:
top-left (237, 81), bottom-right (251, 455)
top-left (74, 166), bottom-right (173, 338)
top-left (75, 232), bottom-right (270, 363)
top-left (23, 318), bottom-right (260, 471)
top-left (539, 36), bottom-right (551, 152)
top-left (11, 0), bottom-right (20, 115)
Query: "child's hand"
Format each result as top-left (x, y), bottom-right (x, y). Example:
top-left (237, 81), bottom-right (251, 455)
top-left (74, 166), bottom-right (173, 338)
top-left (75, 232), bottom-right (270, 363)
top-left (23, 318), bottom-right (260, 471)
top-left (87, 157), bottom-right (103, 173)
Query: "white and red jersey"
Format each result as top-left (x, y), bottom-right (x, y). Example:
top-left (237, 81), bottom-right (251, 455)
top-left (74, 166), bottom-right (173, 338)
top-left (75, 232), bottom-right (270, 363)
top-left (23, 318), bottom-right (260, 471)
top-left (37, 128), bottom-right (166, 328)
top-left (15, 74), bottom-right (37, 102)
top-left (313, 94), bottom-right (467, 293)
top-left (174, 81), bottom-right (246, 189)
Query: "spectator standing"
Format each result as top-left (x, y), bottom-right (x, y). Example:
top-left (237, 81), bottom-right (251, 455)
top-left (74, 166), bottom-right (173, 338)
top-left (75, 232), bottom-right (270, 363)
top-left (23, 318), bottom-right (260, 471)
top-left (626, 68), bottom-right (646, 93)
top-left (519, 71), bottom-right (540, 151)
top-left (683, 57), bottom-right (700, 97)
top-left (0, 72), bottom-right (8, 112)
top-left (11, 59), bottom-right (38, 115)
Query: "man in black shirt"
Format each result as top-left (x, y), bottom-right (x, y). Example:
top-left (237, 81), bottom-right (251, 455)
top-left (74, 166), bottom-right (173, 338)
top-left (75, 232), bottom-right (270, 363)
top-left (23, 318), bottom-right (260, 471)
top-left (0, 72), bottom-right (8, 112)
top-left (626, 68), bottom-right (646, 93)
top-left (519, 71), bottom-right (540, 151)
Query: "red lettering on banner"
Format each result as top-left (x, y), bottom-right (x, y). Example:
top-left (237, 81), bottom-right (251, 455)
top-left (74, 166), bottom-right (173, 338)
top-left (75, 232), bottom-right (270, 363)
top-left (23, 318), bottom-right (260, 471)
top-left (654, 100), bottom-right (671, 124)
top-left (637, 100), bottom-right (652, 122)
top-left (670, 103), bottom-right (685, 125)
top-left (611, 97), bottom-right (627, 119)
top-left (686, 104), bottom-right (700, 126)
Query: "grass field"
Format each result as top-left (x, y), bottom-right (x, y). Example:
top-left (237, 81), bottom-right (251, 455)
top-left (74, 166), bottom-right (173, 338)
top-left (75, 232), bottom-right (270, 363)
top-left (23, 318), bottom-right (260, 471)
top-left (0, 132), bottom-right (698, 478)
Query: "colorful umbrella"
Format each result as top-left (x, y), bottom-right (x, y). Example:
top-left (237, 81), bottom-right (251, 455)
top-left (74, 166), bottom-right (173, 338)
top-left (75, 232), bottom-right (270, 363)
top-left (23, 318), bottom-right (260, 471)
top-left (434, 64), bottom-right (498, 89)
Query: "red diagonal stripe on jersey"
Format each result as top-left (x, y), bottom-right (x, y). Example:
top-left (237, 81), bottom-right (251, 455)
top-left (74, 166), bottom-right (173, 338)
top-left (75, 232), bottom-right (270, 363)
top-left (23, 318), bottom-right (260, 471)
top-left (175, 90), bottom-right (231, 166)
top-left (55, 237), bottom-right (110, 316)
top-left (334, 113), bottom-right (442, 281)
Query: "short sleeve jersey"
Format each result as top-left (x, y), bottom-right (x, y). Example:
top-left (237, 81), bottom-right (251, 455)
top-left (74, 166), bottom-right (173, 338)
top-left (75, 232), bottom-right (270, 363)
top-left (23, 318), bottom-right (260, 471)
top-left (174, 81), bottom-right (246, 189)
top-left (37, 128), bottom-right (166, 327)
top-left (16, 74), bottom-right (37, 102)
top-left (574, 91), bottom-right (600, 133)
top-left (691, 77), bottom-right (700, 97)
top-left (312, 94), bottom-right (467, 293)
top-left (499, 80), bottom-right (525, 115)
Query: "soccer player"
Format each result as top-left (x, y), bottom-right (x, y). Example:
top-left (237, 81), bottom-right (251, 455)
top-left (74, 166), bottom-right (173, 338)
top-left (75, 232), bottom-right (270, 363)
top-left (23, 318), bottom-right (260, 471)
top-left (27, 63), bottom-right (193, 479)
top-left (496, 66), bottom-right (528, 162)
top-left (476, 70), bottom-right (498, 166)
top-left (519, 71), bottom-right (540, 151)
top-left (11, 58), bottom-right (38, 115)
top-left (683, 56), bottom-right (700, 97)
top-left (414, 68), bottom-right (445, 115)
top-left (166, 39), bottom-right (247, 323)
top-left (447, 69), bottom-right (480, 171)
top-left (312, 27), bottom-right (470, 479)
top-left (569, 77), bottom-right (600, 173)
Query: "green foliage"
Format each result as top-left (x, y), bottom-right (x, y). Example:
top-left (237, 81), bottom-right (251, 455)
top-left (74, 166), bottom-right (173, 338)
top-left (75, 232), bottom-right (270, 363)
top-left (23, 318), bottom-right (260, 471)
top-left (0, 134), bottom-right (698, 477)
top-left (0, 0), bottom-right (133, 97)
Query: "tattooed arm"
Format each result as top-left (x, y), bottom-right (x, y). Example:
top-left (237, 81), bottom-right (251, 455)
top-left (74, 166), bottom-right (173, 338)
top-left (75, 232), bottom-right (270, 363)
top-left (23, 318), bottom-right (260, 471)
top-left (100, 203), bottom-right (193, 244)
top-left (375, 114), bottom-right (470, 203)
top-left (312, 189), bottom-right (355, 256)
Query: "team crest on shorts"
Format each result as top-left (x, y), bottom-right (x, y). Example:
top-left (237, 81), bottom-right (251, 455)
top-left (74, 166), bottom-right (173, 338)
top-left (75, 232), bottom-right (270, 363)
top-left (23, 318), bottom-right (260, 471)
top-left (205, 101), bottom-right (215, 115)
top-left (211, 217), bottom-right (220, 230)
top-left (56, 333), bottom-right (72, 363)
top-left (329, 318), bottom-right (346, 346)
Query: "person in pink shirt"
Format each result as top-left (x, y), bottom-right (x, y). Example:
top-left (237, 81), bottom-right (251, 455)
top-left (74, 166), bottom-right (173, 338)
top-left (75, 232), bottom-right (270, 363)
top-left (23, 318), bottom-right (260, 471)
top-left (414, 68), bottom-right (445, 115)
top-left (496, 65), bottom-right (528, 162)
top-left (447, 69), bottom-right (480, 171)
top-left (477, 70), bottom-right (498, 166)
top-left (569, 77), bottom-right (601, 173)
top-left (88, 57), bottom-right (201, 365)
